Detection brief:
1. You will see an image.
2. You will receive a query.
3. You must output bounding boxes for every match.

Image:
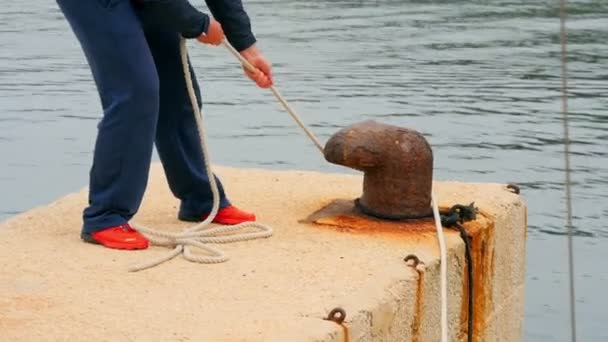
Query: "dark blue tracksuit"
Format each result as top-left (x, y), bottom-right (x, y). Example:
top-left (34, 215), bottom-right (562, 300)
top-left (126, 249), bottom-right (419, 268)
top-left (56, 0), bottom-right (256, 234)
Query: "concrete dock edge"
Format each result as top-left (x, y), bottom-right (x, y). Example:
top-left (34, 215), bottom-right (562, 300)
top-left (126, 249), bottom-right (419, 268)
top-left (0, 165), bottom-right (526, 341)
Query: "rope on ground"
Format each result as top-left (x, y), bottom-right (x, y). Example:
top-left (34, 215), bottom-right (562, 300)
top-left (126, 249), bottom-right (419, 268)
top-left (440, 202), bottom-right (478, 342)
top-left (128, 38), bottom-right (273, 272)
top-left (430, 191), bottom-right (449, 342)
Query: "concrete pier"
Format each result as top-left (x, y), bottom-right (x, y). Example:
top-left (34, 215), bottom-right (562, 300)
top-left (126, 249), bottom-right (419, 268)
top-left (0, 164), bottom-right (526, 341)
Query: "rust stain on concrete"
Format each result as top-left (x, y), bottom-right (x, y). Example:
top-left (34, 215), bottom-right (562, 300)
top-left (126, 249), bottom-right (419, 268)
top-left (411, 272), bottom-right (424, 342)
top-left (307, 199), bottom-right (497, 342)
top-left (303, 199), bottom-right (441, 242)
top-left (457, 216), bottom-right (496, 342)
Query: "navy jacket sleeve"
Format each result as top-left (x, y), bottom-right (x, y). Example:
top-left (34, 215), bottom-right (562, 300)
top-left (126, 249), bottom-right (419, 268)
top-left (133, 0), bottom-right (211, 39)
top-left (204, 0), bottom-right (257, 51)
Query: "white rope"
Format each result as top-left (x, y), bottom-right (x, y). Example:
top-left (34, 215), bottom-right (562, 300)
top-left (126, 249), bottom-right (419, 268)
top-left (431, 190), bottom-right (449, 342)
top-left (221, 41), bottom-right (325, 154)
top-left (558, 0), bottom-right (577, 340)
top-left (128, 38), bottom-right (273, 272)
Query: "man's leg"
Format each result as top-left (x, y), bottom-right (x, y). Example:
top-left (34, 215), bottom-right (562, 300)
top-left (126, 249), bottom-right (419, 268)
top-left (57, 0), bottom-right (159, 235)
top-left (142, 30), bottom-right (233, 220)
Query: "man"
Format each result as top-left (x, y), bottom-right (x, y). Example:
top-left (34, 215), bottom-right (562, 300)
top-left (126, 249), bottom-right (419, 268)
top-left (56, 0), bottom-right (273, 250)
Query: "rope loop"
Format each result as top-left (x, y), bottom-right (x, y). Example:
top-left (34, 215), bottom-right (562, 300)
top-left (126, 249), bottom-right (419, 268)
top-left (128, 38), bottom-right (273, 272)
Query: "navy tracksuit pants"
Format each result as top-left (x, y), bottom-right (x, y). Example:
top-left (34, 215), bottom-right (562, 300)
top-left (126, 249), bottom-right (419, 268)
top-left (57, 0), bottom-right (230, 234)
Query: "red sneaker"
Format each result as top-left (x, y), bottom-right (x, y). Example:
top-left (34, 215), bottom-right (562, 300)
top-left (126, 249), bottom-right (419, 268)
top-left (203, 205), bottom-right (256, 225)
top-left (82, 224), bottom-right (149, 250)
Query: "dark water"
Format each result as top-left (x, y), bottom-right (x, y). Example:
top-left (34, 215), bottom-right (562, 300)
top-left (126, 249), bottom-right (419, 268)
top-left (0, 0), bottom-right (606, 340)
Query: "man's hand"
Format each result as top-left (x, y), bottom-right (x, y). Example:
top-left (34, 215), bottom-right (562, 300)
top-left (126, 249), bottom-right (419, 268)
top-left (240, 45), bottom-right (273, 89)
top-left (197, 19), bottom-right (224, 45)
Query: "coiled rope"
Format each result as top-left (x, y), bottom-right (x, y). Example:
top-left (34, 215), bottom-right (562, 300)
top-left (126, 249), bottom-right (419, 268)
top-left (128, 38), bottom-right (274, 272)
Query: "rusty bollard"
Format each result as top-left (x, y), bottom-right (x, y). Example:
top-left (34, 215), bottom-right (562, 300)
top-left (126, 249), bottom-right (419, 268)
top-left (324, 120), bottom-right (433, 219)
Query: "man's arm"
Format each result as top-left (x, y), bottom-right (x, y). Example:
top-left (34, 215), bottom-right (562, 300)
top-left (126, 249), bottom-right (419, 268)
top-left (134, 0), bottom-right (256, 48)
top-left (135, 0), bottom-right (271, 88)
top-left (133, 0), bottom-right (211, 39)
top-left (204, 0), bottom-right (272, 88)
top-left (204, 0), bottom-right (256, 52)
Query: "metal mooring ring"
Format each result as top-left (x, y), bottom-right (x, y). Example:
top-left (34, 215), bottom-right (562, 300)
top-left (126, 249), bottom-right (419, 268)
top-left (404, 254), bottom-right (422, 267)
top-left (325, 307), bottom-right (346, 324)
top-left (507, 183), bottom-right (521, 194)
